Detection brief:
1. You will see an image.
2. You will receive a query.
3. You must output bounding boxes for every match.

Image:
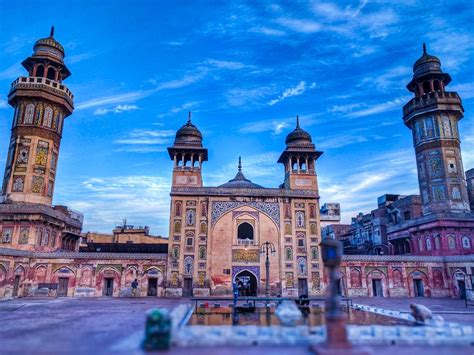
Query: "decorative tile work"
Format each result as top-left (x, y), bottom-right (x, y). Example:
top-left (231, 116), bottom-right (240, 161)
top-left (232, 210), bottom-right (259, 221)
top-left (211, 201), bottom-right (280, 227)
top-left (232, 249), bottom-right (259, 263)
top-left (31, 176), bottom-right (44, 193)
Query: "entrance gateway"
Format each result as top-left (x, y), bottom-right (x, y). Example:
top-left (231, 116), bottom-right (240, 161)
top-left (235, 270), bottom-right (257, 296)
top-left (58, 277), bottom-right (69, 297)
top-left (103, 278), bottom-right (113, 296)
top-left (372, 279), bottom-right (383, 297)
top-left (413, 279), bottom-right (424, 297)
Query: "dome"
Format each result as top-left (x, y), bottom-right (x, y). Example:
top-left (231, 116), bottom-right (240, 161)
top-left (285, 116), bottom-right (313, 146)
top-left (218, 157), bottom-right (263, 189)
top-left (412, 43), bottom-right (442, 78)
top-left (174, 113), bottom-right (203, 146)
top-left (33, 27), bottom-right (65, 59)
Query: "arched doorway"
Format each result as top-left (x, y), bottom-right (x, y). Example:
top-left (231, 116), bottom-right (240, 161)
top-left (235, 270), bottom-right (257, 296)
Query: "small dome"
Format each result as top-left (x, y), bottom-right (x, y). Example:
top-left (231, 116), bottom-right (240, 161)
top-left (174, 113), bottom-right (203, 146)
top-left (218, 157), bottom-right (263, 189)
top-left (285, 116), bottom-right (313, 146)
top-left (33, 27), bottom-right (65, 59)
top-left (413, 43), bottom-right (442, 78)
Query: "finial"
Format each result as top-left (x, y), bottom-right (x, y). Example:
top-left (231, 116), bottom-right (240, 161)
top-left (296, 115), bottom-right (300, 128)
top-left (238, 156), bottom-right (242, 172)
top-left (50, 26), bottom-right (55, 37)
top-left (422, 42), bottom-right (426, 55)
top-left (187, 111), bottom-right (191, 124)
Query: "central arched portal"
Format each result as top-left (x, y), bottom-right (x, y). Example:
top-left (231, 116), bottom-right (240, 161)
top-left (235, 270), bottom-right (258, 296)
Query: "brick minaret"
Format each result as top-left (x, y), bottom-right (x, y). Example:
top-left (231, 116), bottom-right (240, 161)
top-left (167, 112), bottom-right (208, 188)
top-left (403, 44), bottom-right (470, 214)
top-left (278, 116), bottom-right (323, 191)
top-left (1, 27), bottom-right (74, 206)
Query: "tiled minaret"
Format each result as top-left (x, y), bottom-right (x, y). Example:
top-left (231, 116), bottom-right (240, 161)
top-left (403, 44), bottom-right (470, 214)
top-left (1, 27), bottom-right (74, 206)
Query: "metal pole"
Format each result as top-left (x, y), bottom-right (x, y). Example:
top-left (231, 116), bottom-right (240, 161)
top-left (265, 250), bottom-right (270, 298)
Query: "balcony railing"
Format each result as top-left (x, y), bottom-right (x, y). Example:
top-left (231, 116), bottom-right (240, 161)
top-left (237, 239), bottom-right (254, 246)
top-left (403, 91), bottom-right (461, 118)
top-left (10, 76), bottom-right (74, 102)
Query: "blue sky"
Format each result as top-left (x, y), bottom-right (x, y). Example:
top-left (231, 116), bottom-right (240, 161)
top-left (0, 1), bottom-right (473, 235)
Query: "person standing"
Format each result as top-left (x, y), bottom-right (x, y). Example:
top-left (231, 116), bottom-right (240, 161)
top-left (131, 279), bottom-right (139, 297)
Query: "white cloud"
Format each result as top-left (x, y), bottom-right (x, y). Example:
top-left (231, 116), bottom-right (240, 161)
top-left (58, 175), bottom-right (171, 234)
top-left (114, 129), bottom-right (174, 146)
top-left (226, 86), bottom-right (276, 107)
top-left (275, 18), bottom-right (322, 33)
top-left (0, 96), bottom-right (8, 109)
top-left (0, 63), bottom-right (23, 81)
top-left (68, 52), bottom-right (95, 64)
top-left (93, 104), bottom-right (139, 116)
top-left (346, 96), bottom-right (411, 118)
top-left (268, 81), bottom-right (316, 106)
top-left (77, 91), bottom-right (149, 110)
top-left (206, 59), bottom-right (249, 70)
top-left (249, 27), bottom-right (286, 36)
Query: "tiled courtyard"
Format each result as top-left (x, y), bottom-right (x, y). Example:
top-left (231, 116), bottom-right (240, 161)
top-left (0, 297), bottom-right (473, 354)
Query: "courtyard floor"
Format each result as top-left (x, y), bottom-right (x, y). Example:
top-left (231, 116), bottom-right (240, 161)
top-left (0, 297), bottom-right (473, 354)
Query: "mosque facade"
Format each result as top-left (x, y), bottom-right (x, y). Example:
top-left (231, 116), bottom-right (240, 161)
top-left (0, 31), bottom-right (472, 300)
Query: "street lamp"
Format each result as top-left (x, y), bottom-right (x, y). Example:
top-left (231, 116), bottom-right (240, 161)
top-left (260, 241), bottom-right (276, 298)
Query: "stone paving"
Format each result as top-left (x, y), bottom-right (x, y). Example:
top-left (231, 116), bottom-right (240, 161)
top-left (0, 297), bottom-right (473, 354)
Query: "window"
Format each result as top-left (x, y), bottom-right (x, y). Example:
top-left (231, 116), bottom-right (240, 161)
top-left (223, 269), bottom-right (231, 275)
top-left (298, 238), bottom-right (305, 247)
top-left (418, 238), bottom-right (423, 251)
top-left (237, 222), bottom-right (253, 240)
top-left (311, 247), bottom-right (318, 260)
top-left (47, 67), bottom-right (56, 80)
top-left (36, 65), bottom-right (44, 77)
top-left (24, 104), bottom-right (34, 124)
top-left (285, 247), bottom-right (293, 261)
top-left (403, 211), bottom-right (411, 221)
top-left (43, 107), bottom-right (53, 127)
top-left (186, 237), bottom-right (193, 246)
top-left (434, 235), bottom-right (441, 250)
top-left (462, 236), bottom-right (471, 249)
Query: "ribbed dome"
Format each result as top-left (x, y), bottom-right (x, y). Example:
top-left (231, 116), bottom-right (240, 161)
top-left (285, 116), bottom-right (313, 146)
top-left (33, 27), bottom-right (65, 58)
top-left (413, 43), bottom-right (442, 78)
top-left (218, 157), bottom-right (263, 189)
top-left (174, 113), bottom-right (203, 146)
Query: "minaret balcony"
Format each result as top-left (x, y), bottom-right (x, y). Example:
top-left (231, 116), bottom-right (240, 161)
top-left (403, 91), bottom-right (463, 125)
top-left (9, 76), bottom-right (74, 109)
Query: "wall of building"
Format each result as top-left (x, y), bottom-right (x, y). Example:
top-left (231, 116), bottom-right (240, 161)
top-left (0, 251), bottom-right (166, 298)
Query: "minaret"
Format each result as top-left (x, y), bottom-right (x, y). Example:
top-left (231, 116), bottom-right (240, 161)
top-left (167, 112), bottom-right (208, 187)
top-left (277, 116), bottom-right (322, 190)
top-left (403, 44), bottom-right (470, 214)
top-left (1, 27), bottom-right (73, 206)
